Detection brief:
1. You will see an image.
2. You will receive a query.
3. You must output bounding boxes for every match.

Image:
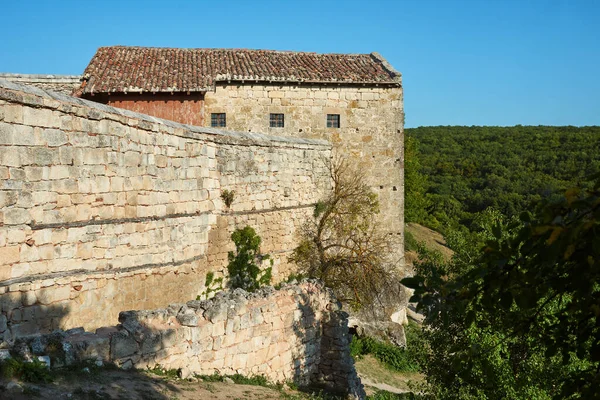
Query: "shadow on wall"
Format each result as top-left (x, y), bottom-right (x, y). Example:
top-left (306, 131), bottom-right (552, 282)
top-left (291, 292), bottom-right (319, 390)
top-left (291, 291), bottom-right (364, 398)
top-left (0, 292), bottom-right (71, 345)
top-left (0, 295), bottom-right (181, 400)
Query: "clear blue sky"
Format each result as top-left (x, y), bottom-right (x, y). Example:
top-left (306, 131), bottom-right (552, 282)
top-left (1, 0), bottom-right (598, 128)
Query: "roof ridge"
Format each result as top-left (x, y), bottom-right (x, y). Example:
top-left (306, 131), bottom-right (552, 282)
top-left (97, 45), bottom-right (373, 57)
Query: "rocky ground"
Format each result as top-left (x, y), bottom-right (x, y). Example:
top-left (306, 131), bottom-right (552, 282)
top-left (0, 357), bottom-right (419, 399)
top-left (0, 367), bottom-right (318, 400)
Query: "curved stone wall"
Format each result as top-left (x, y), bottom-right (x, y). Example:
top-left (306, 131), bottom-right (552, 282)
top-left (0, 79), bottom-right (331, 338)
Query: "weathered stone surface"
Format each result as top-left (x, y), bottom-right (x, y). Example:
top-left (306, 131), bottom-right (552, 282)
top-left (0, 74), bottom-right (81, 96)
top-left (177, 310), bottom-right (199, 327)
top-left (110, 331), bottom-right (138, 359)
top-left (2, 282), bottom-right (365, 399)
top-left (0, 79), bottom-right (333, 337)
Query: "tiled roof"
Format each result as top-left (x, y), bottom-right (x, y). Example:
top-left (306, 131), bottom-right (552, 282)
top-left (79, 46), bottom-right (401, 94)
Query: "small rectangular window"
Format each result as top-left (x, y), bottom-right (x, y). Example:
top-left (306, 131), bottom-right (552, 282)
top-left (270, 113), bottom-right (285, 128)
top-left (327, 114), bottom-right (340, 128)
top-left (211, 113), bottom-right (226, 127)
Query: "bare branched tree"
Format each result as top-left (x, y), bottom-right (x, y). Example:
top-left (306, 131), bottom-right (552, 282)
top-left (290, 156), bottom-right (402, 308)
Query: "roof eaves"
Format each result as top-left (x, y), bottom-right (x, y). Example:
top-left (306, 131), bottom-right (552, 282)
top-left (212, 76), bottom-right (400, 87)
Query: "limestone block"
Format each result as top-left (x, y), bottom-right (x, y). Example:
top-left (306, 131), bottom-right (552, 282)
top-left (22, 107), bottom-right (59, 128)
top-left (205, 301), bottom-right (228, 323)
top-left (3, 208), bottom-right (30, 225)
top-left (3, 105), bottom-right (23, 124)
top-left (37, 285), bottom-right (70, 305)
top-left (42, 129), bottom-right (68, 147)
top-left (66, 333), bottom-right (111, 361)
top-left (110, 331), bottom-right (139, 359)
top-left (140, 332), bottom-right (163, 355)
top-left (177, 310), bottom-right (199, 327)
top-left (49, 165), bottom-right (70, 180)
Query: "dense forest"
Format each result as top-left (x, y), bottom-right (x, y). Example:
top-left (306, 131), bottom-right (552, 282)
top-left (402, 125), bottom-right (600, 399)
top-left (405, 125), bottom-right (600, 234)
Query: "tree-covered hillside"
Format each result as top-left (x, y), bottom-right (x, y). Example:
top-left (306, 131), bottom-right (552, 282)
top-left (405, 125), bottom-right (600, 233)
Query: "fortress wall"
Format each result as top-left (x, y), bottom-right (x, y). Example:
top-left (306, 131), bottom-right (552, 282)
top-left (0, 80), bottom-right (331, 339)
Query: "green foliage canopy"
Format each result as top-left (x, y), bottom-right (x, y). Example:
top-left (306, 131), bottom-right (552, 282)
top-left (405, 125), bottom-right (600, 234)
top-left (403, 178), bottom-right (600, 399)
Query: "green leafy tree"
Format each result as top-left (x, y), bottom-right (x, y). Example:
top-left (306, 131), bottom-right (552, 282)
top-left (404, 177), bottom-right (600, 399)
top-left (405, 135), bottom-right (431, 223)
top-left (227, 226), bottom-right (272, 292)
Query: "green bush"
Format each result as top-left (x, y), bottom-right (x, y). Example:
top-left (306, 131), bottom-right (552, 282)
top-left (221, 189), bottom-right (235, 208)
top-left (367, 391), bottom-right (422, 400)
top-left (0, 358), bottom-right (53, 383)
top-left (350, 335), bottom-right (420, 373)
top-left (227, 226), bottom-right (272, 292)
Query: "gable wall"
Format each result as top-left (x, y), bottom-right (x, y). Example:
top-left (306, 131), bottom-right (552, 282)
top-left (100, 93), bottom-right (205, 127)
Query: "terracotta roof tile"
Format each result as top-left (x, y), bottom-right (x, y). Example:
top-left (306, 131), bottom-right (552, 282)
top-left (79, 46), bottom-right (400, 94)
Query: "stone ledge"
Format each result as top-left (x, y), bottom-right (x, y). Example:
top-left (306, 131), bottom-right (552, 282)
top-left (0, 73), bottom-right (82, 82)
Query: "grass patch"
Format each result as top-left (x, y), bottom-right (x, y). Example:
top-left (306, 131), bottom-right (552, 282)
top-left (367, 390), bottom-right (424, 399)
top-left (0, 358), bottom-right (53, 383)
top-left (351, 323), bottom-right (427, 374)
top-left (350, 336), bottom-right (419, 373)
top-left (197, 372), bottom-right (274, 387)
top-left (147, 366), bottom-right (180, 379)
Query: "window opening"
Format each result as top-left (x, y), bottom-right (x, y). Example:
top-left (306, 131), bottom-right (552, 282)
top-left (270, 113), bottom-right (285, 128)
top-left (327, 114), bottom-right (340, 128)
top-left (211, 113), bottom-right (226, 127)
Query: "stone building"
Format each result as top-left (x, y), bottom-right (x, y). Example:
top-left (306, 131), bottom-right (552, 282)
top-left (76, 46), bottom-right (405, 257)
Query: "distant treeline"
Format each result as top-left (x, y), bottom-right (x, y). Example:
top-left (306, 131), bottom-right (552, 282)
top-left (405, 125), bottom-right (600, 233)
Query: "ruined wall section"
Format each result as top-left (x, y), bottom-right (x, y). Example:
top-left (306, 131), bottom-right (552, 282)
top-left (9, 281), bottom-right (366, 399)
top-left (0, 80), bottom-right (331, 338)
top-left (0, 74), bottom-right (82, 96)
top-left (204, 83), bottom-right (404, 264)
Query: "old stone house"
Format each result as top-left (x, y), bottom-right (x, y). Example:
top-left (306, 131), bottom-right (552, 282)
top-left (76, 46), bottom-right (406, 251)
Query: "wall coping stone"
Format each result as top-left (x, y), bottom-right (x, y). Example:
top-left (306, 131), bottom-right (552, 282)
top-left (0, 73), bottom-right (82, 82)
top-left (0, 79), bottom-right (331, 149)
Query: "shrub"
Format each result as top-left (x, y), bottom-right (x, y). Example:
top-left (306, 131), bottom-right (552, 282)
top-left (350, 335), bottom-right (421, 373)
top-left (221, 189), bottom-right (235, 208)
top-left (227, 226), bottom-right (272, 292)
top-left (0, 358), bottom-right (53, 383)
top-left (197, 271), bottom-right (224, 300)
top-left (290, 157), bottom-right (401, 308)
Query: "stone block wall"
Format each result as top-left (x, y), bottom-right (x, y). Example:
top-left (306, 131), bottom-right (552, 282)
top-left (204, 83), bottom-right (404, 254)
top-left (0, 79), bottom-right (331, 339)
top-left (9, 281), bottom-right (366, 399)
top-left (0, 74), bottom-right (82, 96)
